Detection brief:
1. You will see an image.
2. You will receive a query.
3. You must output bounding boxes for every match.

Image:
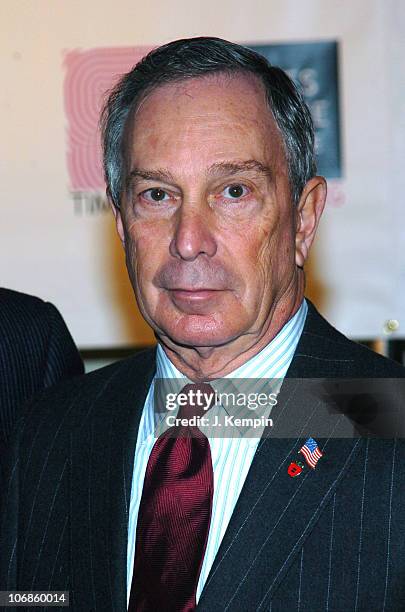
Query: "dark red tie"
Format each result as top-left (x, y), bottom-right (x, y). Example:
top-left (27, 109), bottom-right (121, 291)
top-left (128, 383), bottom-right (214, 612)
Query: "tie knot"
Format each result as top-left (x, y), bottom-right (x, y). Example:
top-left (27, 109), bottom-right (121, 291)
top-left (176, 383), bottom-right (216, 420)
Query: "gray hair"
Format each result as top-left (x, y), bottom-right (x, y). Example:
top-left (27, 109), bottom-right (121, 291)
top-left (100, 36), bottom-right (317, 208)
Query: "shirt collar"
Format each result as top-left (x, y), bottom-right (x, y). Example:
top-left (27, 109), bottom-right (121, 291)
top-left (139, 299), bottom-right (308, 444)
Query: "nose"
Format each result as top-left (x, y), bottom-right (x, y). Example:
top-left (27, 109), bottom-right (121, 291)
top-left (169, 208), bottom-right (217, 261)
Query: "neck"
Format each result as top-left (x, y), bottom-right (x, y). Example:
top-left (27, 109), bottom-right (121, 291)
top-left (158, 277), bottom-right (305, 381)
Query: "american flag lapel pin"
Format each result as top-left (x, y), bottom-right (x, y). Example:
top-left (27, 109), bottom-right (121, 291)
top-left (299, 437), bottom-right (323, 469)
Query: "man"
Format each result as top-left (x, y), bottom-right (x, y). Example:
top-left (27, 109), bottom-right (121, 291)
top-left (0, 288), bottom-right (84, 454)
top-left (1, 37), bottom-right (404, 611)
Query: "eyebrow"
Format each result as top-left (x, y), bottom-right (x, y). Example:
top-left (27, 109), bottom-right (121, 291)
top-left (127, 168), bottom-right (176, 185)
top-left (127, 159), bottom-right (273, 187)
top-left (207, 160), bottom-right (273, 179)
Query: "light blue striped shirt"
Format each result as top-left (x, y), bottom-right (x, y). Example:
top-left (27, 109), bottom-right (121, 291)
top-left (127, 299), bottom-right (308, 605)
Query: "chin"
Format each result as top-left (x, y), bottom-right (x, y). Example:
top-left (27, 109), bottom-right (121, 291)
top-left (160, 314), bottom-right (242, 349)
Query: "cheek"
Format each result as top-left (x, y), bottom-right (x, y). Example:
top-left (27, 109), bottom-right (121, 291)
top-left (253, 215), bottom-right (295, 285)
top-left (220, 227), bottom-right (273, 308)
top-left (251, 218), bottom-right (280, 269)
top-left (123, 219), bottom-right (165, 282)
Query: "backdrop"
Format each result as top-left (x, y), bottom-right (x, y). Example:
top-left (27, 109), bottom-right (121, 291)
top-left (1, 0), bottom-right (404, 347)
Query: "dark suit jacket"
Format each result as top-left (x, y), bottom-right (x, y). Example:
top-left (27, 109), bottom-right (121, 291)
top-left (1, 301), bottom-right (404, 611)
top-left (0, 288), bottom-right (84, 450)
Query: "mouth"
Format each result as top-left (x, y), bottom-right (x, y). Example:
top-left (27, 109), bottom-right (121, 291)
top-left (164, 287), bottom-right (227, 313)
top-left (168, 288), bottom-right (223, 302)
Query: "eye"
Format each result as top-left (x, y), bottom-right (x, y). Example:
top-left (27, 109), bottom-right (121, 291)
top-left (221, 184), bottom-right (250, 199)
top-left (141, 188), bottom-right (170, 202)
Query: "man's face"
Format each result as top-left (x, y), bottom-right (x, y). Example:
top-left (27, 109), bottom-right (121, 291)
top-left (115, 73), bottom-right (305, 349)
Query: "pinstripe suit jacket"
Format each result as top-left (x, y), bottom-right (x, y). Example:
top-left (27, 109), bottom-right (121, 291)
top-left (0, 289), bottom-right (84, 452)
top-left (1, 301), bottom-right (405, 612)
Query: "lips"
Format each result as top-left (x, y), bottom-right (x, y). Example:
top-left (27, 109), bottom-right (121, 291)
top-left (167, 288), bottom-right (224, 312)
top-left (169, 288), bottom-right (221, 300)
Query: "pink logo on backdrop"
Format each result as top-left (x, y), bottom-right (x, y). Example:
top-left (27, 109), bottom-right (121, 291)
top-left (63, 47), bottom-right (153, 192)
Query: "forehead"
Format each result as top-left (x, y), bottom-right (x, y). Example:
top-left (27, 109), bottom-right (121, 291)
top-left (128, 72), bottom-right (286, 172)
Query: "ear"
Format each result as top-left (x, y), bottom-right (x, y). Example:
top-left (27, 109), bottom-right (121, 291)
top-left (108, 191), bottom-right (125, 246)
top-left (295, 176), bottom-right (327, 267)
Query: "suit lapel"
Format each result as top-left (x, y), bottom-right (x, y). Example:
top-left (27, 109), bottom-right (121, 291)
top-left (197, 303), bottom-right (363, 610)
top-left (198, 438), bottom-right (363, 611)
top-left (70, 349), bottom-right (156, 611)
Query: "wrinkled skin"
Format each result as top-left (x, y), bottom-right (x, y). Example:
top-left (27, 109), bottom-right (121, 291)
top-left (112, 73), bottom-right (326, 380)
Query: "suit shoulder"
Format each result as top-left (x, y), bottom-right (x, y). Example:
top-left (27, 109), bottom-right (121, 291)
top-left (0, 287), bottom-right (46, 306)
top-left (0, 288), bottom-right (66, 341)
top-left (0, 287), bottom-right (50, 319)
top-left (0, 288), bottom-right (84, 403)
